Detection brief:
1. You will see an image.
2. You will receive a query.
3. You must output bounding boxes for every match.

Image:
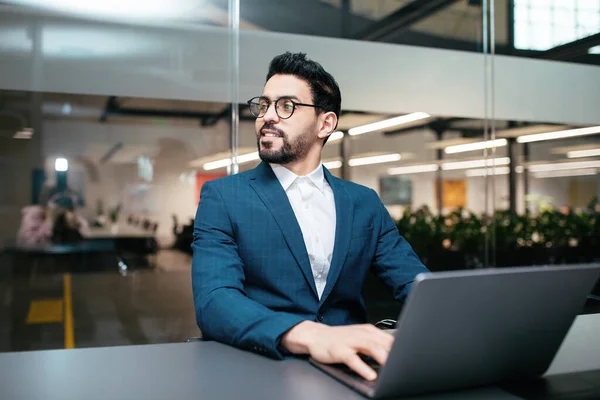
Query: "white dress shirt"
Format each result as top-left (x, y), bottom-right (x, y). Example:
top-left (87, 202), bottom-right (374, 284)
top-left (270, 163), bottom-right (336, 299)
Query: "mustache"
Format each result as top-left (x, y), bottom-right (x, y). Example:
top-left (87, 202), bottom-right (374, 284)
top-left (259, 123), bottom-right (286, 138)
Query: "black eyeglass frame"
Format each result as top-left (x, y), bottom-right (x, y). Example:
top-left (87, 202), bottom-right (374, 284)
top-left (246, 96), bottom-right (322, 119)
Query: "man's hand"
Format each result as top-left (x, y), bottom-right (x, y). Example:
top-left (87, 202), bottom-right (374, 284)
top-left (280, 321), bottom-right (394, 381)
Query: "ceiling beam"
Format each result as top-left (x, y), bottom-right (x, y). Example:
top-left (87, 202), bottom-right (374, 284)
top-left (537, 32), bottom-right (600, 62)
top-left (99, 96), bottom-right (253, 125)
top-left (355, 0), bottom-right (460, 42)
top-left (207, 0), bottom-right (372, 38)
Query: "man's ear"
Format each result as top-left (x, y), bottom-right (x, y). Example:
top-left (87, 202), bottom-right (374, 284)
top-left (317, 111), bottom-right (338, 141)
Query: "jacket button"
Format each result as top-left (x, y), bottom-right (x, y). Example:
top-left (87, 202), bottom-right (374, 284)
top-left (317, 313), bottom-right (324, 321)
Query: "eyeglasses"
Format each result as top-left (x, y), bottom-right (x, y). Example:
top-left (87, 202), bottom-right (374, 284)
top-left (247, 96), bottom-right (320, 119)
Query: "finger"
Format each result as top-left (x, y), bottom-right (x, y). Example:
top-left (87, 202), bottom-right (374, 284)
top-left (357, 344), bottom-right (389, 367)
top-left (344, 353), bottom-right (378, 381)
top-left (355, 325), bottom-right (394, 353)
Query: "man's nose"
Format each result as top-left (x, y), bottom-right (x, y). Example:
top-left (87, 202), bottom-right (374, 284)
top-left (262, 102), bottom-right (280, 123)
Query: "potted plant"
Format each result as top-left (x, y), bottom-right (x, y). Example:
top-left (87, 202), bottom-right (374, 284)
top-left (108, 203), bottom-right (122, 233)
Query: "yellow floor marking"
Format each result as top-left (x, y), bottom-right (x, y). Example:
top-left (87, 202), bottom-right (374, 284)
top-left (63, 273), bottom-right (75, 349)
top-left (26, 299), bottom-right (64, 324)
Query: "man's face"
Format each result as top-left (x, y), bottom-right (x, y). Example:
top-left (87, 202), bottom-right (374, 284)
top-left (255, 74), bottom-right (319, 165)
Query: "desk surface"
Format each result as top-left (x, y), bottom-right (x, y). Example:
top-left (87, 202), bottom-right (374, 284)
top-left (87, 225), bottom-right (154, 239)
top-left (0, 314), bottom-right (598, 400)
top-left (3, 240), bottom-right (115, 254)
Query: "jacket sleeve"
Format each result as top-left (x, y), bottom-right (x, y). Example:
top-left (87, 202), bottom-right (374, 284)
top-left (368, 190), bottom-right (431, 302)
top-left (191, 181), bottom-right (306, 359)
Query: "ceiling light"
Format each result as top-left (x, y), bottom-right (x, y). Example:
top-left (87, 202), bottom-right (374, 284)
top-left (566, 148), bottom-right (600, 158)
top-left (465, 166), bottom-right (524, 176)
top-left (589, 45), bottom-right (600, 55)
top-left (533, 168), bottom-right (597, 179)
top-left (517, 126), bottom-right (600, 143)
top-left (13, 128), bottom-right (34, 139)
top-left (441, 157), bottom-right (511, 171)
top-left (55, 158), bottom-right (68, 172)
top-left (465, 167), bottom-right (511, 177)
top-left (388, 164), bottom-right (439, 175)
top-left (348, 112), bottom-right (430, 136)
top-left (203, 152), bottom-right (260, 170)
top-left (445, 139), bottom-right (507, 154)
top-left (62, 103), bottom-right (72, 115)
top-left (323, 160), bottom-right (342, 169)
top-left (328, 131), bottom-right (344, 142)
top-left (529, 160), bottom-right (600, 173)
top-left (348, 153), bottom-right (401, 167)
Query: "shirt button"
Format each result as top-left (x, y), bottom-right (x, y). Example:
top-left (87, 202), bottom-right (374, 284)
top-left (305, 204), bottom-right (310, 209)
top-left (317, 313), bottom-right (324, 321)
top-left (316, 237), bottom-right (320, 243)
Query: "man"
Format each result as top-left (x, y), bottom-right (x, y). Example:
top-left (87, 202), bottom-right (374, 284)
top-left (192, 52), bottom-right (429, 381)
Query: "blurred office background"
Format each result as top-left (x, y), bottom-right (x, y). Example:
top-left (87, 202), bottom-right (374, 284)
top-left (0, 0), bottom-right (599, 352)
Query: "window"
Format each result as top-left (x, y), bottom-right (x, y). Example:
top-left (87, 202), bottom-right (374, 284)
top-left (514, 0), bottom-right (600, 51)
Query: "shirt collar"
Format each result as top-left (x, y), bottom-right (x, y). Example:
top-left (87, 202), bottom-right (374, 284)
top-left (270, 162), bottom-right (325, 193)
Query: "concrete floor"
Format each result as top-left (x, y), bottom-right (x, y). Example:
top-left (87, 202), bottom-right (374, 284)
top-left (0, 250), bottom-right (200, 353)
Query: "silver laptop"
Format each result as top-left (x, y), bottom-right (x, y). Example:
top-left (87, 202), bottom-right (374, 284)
top-left (310, 264), bottom-right (600, 399)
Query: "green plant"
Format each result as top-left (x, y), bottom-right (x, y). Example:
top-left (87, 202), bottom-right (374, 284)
top-left (395, 197), bottom-right (600, 270)
top-left (109, 204), bottom-right (122, 223)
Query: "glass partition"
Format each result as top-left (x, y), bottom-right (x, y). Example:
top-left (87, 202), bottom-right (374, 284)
top-left (0, 1), bottom-right (239, 351)
top-left (1, 0), bottom-right (598, 355)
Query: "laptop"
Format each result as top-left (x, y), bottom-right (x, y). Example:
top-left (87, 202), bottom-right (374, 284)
top-left (310, 263), bottom-right (600, 399)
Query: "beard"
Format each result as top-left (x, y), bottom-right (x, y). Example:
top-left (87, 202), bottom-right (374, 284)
top-left (257, 123), bottom-right (312, 165)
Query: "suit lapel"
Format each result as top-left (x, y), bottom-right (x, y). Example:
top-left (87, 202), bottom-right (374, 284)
top-left (248, 162), bottom-right (318, 297)
top-left (319, 168), bottom-right (354, 306)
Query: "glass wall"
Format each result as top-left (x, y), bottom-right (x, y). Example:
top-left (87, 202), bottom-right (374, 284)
top-left (0, 1), bottom-right (239, 351)
top-left (0, 0), bottom-right (598, 353)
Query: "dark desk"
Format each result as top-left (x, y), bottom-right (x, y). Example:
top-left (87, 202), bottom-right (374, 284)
top-left (0, 314), bottom-right (598, 400)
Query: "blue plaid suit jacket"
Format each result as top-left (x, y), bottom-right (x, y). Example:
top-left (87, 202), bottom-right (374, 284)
top-left (192, 162), bottom-right (429, 359)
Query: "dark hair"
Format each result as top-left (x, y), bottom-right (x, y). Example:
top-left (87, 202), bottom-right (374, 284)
top-left (266, 52), bottom-right (341, 142)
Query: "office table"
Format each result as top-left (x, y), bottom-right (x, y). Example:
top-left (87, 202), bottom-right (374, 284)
top-left (0, 314), bottom-right (598, 400)
top-left (87, 225), bottom-right (154, 239)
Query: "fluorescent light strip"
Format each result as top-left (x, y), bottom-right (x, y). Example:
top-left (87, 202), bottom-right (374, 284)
top-left (465, 166), bottom-right (524, 177)
top-left (348, 112), bottom-right (430, 136)
top-left (441, 157), bottom-right (511, 171)
top-left (328, 131), bottom-right (344, 142)
top-left (465, 167), bottom-right (511, 177)
top-left (533, 168), bottom-right (598, 179)
top-left (348, 153), bottom-right (401, 167)
top-left (388, 164), bottom-right (439, 175)
top-left (323, 160), bottom-right (342, 169)
top-left (567, 148), bottom-right (600, 158)
top-left (445, 139), bottom-right (507, 154)
top-left (529, 160), bottom-right (600, 173)
top-left (517, 126), bottom-right (600, 143)
top-left (203, 152), bottom-right (260, 170)
top-left (324, 154), bottom-right (401, 169)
